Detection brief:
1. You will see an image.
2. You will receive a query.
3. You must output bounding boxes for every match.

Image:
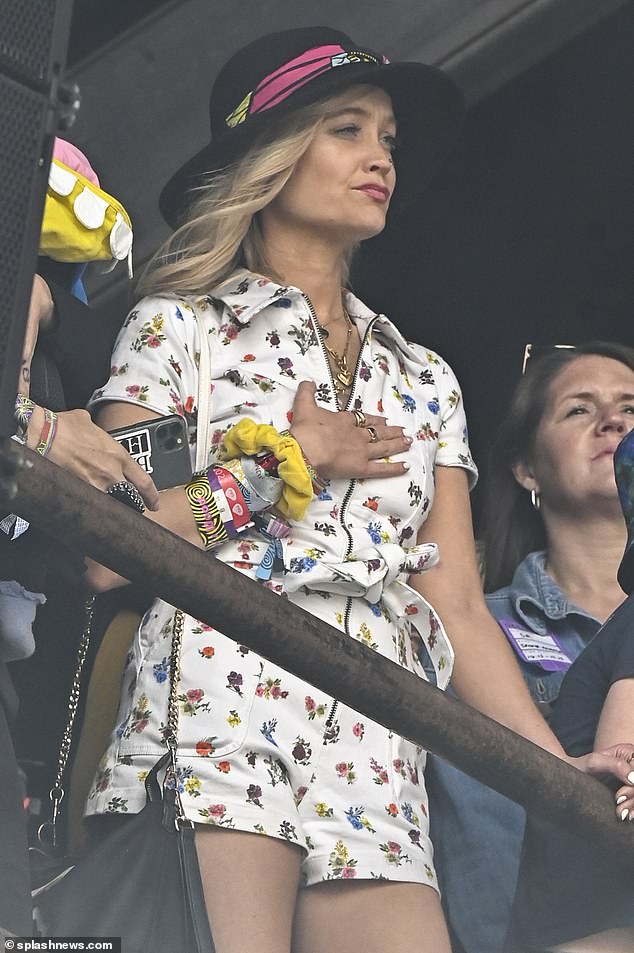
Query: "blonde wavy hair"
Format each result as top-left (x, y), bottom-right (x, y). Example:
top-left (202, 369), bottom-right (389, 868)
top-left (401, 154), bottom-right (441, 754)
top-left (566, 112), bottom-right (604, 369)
top-left (138, 90), bottom-right (366, 298)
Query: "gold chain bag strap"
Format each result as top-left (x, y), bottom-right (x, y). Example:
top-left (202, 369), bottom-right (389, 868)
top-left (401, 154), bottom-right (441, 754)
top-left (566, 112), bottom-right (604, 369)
top-left (34, 596), bottom-right (95, 855)
top-left (34, 608), bottom-right (215, 953)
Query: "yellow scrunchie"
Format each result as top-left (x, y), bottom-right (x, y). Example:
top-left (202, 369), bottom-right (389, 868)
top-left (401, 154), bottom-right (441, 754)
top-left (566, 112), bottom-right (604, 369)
top-left (221, 419), bottom-right (313, 521)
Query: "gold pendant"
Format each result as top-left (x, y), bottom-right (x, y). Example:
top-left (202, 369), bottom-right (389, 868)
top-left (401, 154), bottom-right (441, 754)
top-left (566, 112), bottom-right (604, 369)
top-left (336, 368), bottom-right (353, 389)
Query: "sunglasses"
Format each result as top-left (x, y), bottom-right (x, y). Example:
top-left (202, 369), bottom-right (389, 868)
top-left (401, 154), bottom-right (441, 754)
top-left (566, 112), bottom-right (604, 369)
top-left (521, 343), bottom-right (576, 375)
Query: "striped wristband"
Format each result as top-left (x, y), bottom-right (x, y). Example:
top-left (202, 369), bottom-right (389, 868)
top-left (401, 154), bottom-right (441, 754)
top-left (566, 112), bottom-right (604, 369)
top-left (35, 408), bottom-right (58, 456)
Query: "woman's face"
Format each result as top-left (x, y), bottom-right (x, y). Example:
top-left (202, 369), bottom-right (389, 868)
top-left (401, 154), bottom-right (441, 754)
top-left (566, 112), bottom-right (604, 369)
top-left (261, 85), bottom-right (397, 248)
top-left (514, 355), bottom-right (634, 514)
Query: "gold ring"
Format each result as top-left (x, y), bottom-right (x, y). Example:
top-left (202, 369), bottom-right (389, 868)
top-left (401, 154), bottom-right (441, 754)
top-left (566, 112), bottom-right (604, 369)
top-left (352, 409), bottom-right (366, 428)
top-left (366, 425), bottom-right (379, 444)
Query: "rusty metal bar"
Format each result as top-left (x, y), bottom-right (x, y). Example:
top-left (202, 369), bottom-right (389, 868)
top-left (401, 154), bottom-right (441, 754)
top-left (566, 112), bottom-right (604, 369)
top-left (4, 439), bottom-right (634, 864)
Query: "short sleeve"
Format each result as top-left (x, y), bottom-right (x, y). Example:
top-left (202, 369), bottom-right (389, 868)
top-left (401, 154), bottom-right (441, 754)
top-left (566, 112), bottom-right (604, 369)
top-left (427, 349), bottom-right (478, 489)
top-left (600, 595), bottom-right (634, 685)
top-left (87, 294), bottom-right (202, 423)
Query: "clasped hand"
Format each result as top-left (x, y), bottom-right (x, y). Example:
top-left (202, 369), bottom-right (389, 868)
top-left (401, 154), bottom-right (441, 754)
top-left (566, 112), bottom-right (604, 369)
top-left (572, 743), bottom-right (634, 820)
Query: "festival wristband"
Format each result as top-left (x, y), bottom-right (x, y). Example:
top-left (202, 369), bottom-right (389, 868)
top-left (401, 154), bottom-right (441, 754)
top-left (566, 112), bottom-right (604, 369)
top-left (184, 474), bottom-right (230, 550)
top-left (206, 468), bottom-right (238, 538)
top-left (212, 466), bottom-right (251, 530)
top-left (254, 450), bottom-right (280, 476)
top-left (14, 394), bottom-right (35, 441)
top-left (221, 457), bottom-right (269, 514)
top-left (252, 512), bottom-right (291, 582)
top-left (35, 408), bottom-right (58, 456)
top-left (240, 456), bottom-right (283, 510)
top-left (221, 419), bottom-right (313, 521)
top-left (221, 457), bottom-right (274, 513)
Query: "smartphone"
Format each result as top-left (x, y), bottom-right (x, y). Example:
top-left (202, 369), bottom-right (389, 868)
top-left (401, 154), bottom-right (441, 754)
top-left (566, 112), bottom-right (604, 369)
top-left (109, 414), bottom-right (192, 490)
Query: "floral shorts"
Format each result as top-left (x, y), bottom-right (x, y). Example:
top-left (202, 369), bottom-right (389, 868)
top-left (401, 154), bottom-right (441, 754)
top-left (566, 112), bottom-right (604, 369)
top-left (85, 604), bottom-right (440, 889)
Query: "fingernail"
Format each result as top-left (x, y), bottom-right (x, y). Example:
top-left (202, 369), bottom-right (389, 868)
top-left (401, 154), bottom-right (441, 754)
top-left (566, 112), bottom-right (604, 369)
top-left (404, 436), bottom-right (413, 445)
top-left (627, 771), bottom-right (634, 784)
top-left (620, 808), bottom-right (629, 821)
top-left (402, 462), bottom-right (410, 471)
top-left (617, 794), bottom-right (628, 805)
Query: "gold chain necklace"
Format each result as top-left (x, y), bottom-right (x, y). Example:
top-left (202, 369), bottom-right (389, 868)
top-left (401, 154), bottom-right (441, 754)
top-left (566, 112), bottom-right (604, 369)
top-left (323, 310), bottom-right (354, 395)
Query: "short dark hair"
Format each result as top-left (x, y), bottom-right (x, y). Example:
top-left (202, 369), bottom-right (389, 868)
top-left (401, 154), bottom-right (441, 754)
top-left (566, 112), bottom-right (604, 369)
top-left (481, 340), bottom-right (634, 592)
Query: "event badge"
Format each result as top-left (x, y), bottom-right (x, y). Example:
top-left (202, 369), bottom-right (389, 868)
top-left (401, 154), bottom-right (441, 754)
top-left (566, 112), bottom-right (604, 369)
top-left (497, 619), bottom-right (572, 671)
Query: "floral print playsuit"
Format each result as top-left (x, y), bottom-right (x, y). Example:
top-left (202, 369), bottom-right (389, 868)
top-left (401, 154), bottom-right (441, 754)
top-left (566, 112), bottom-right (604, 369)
top-left (85, 270), bottom-right (477, 889)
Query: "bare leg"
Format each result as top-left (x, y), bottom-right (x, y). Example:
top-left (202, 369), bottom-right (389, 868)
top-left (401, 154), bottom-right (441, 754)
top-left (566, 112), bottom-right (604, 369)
top-left (551, 928), bottom-right (634, 953)
top-left (292, 880), bottom-right (452, 953)
top-left (196, 827), bottom-right (302, 953)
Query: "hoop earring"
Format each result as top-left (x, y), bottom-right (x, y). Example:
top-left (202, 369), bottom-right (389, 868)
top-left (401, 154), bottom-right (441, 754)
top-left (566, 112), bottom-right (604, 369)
top-left (530, 489), bottom-right (540, 511)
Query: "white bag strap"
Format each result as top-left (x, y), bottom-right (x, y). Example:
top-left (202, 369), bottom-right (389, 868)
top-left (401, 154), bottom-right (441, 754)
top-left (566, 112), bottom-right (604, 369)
top-left (192, 301), bottom-right (213, 473)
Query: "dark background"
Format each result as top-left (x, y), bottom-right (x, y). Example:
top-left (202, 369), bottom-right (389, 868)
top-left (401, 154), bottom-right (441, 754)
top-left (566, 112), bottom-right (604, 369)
top-left (354, 3), bottom-right (634, 523)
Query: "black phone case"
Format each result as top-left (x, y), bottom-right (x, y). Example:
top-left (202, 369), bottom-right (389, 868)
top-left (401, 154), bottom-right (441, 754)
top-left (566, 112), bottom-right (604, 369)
top-left (109, 415), bottom-right (192, 490)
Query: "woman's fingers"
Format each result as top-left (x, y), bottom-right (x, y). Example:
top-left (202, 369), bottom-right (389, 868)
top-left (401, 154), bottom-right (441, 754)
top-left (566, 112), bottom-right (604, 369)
top-left (365, 424), bottom-right (412, 448)
top-left (290, 380), bottom-right (319, 421)
top-left (573, 744), bottom-right (634, 818)
top-left (47, 408), bottom-right (160, 510)
top-left (120, 454), bottom-right (161, 511)
top-left (290, 380), bottom-right (413, 480)
top-left (615, 784), bottom-right (634, 821)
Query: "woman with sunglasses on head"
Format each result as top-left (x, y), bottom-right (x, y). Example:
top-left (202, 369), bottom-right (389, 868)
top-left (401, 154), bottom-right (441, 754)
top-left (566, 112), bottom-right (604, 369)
top-left (506, 427), bottom-right (634, 952)
top-left (428, 341), bottom-right (634, 953)
top-left (82, 29), bottom-right (634, 953)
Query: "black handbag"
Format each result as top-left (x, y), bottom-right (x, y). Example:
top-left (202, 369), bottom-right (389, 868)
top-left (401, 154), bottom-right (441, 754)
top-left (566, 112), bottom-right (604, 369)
top-left (32, 606), bottom-right (215, 953)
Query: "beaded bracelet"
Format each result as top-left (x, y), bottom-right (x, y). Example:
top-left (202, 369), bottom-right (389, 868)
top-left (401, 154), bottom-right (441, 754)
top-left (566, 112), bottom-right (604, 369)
top-left (35, 408), bottom-right (58, 456)
top-left (14, 394), bottom-right (35, 442)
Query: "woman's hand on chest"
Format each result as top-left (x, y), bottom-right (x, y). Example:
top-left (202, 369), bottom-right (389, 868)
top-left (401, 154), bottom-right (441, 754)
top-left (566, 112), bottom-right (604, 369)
top-left (289, 380), bottom-right (412, 481)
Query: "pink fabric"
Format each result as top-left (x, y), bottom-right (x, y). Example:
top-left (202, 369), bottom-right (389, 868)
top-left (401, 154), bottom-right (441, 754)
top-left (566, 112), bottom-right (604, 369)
top-left (250, 44), bottom-right (386, 116)
top-left (53, 137), bottom-right (100, 186)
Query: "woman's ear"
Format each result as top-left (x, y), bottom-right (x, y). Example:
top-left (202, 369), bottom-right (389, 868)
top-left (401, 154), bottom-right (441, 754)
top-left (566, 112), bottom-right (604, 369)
top-left (512, 458), bottom-right (539, 494)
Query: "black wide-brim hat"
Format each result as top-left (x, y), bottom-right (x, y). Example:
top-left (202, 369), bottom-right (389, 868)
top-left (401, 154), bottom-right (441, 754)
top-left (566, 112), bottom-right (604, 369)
top-left (159, 26), bottom-right (466, 228)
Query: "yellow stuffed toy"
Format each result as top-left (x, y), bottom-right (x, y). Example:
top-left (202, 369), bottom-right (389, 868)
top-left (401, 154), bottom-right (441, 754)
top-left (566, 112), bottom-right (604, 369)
top-left (40, 157), bottom-right (133, 275)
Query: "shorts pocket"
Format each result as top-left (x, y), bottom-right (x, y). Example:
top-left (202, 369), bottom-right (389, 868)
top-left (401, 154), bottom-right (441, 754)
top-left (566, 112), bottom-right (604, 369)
top-left (176, 621), bottom-right (264, 759)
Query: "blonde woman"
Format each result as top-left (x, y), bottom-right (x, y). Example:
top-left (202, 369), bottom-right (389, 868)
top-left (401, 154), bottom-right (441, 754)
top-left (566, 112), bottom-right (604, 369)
top-left (85, 27), bottom-right (634, 953)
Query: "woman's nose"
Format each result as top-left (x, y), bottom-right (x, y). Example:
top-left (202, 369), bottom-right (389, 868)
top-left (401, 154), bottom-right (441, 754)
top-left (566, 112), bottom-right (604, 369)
top-left (367, 145), bottom-right (394, 175)
top-left (598, 407), bottom-right (628, 432)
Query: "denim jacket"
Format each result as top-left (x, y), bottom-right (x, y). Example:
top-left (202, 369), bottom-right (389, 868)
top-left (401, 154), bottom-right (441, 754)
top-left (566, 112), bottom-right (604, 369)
top-left (426, 554), bottom-right (601, 953)
top-left (486, 550), bottom-right (601, 716)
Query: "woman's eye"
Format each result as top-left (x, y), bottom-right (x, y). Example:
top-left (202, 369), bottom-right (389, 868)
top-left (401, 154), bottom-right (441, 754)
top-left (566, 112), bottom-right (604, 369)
top-left (334, 124), bottom-right (361, 136)
top-left (565, 405), bottom-right (589, 417)
top-left (623, 405), bottom-right (634, 414)
top-left (381, 133), bottom-right (398, 153)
